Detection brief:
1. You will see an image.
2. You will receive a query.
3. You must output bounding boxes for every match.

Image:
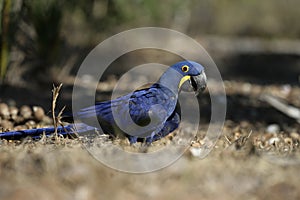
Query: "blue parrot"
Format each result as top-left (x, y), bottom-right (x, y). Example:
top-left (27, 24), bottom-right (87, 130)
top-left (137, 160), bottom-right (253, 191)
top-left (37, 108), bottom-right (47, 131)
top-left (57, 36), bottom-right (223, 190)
top-left (0, 61), bottom-right (207, 143)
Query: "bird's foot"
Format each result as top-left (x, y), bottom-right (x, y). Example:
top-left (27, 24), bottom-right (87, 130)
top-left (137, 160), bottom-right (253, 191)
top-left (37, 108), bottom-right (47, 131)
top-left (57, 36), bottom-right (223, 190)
top-left (128, 136), bottom-right (138, 145)
top-left (144, 132), bottom-right (156, 145)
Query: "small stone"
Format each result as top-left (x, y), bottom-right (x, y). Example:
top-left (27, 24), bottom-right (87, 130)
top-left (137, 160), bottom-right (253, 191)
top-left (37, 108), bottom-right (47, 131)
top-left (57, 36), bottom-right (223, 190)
top-left (25, 120), bottom-right (36, 129)
top-left (9, 106), bottom-right (19, 120)
top-left (0, 103), bottom-right (10, 119)
top-left (33, 106), bottom-right (45, 121)
top-left (290, 132), bottom-right (299, 140)
top-left (284, 137), bottom-right (293, 145)
top-left (20, 105), bottom-right (32, 119)
top-left (242, 83), bottom-right (252, 94)
top-left (0, 119), bottom-right (14, 130)
top-left (14, 125), bottom-right (28, 131)
top-left (268, 137), bottom-right (280, 145)
top-left (14, 116), bottom-right (25, 124)
top-left (189, 147), bottom-right (203, 158)
top-left (240, 121), bottom-right (249, 128)
top-left (280, 84), bottom-right (291, 96)
top-left (42, 116), bottom-right (53, 124)
top-left (266, 124), bottom-right (280, 134)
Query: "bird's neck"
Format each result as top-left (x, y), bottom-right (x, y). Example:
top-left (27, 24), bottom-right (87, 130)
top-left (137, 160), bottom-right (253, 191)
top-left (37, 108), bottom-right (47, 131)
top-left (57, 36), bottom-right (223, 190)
top-left (157, 69), bottom-right (183, 96)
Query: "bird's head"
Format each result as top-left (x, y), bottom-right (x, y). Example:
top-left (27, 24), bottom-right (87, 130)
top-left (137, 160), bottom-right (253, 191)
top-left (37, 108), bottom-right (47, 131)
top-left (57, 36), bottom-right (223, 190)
top-left (171, 60), bottom-right (207, 95)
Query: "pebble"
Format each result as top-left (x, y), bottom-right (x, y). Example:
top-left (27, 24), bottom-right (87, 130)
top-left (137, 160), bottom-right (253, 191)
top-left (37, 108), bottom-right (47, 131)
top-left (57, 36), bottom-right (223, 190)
top-left (9, 106), bottom-right (19, 120)
top-left (284, 137), bottom-right (293, 145)
top-left (14, 125), bottom-right (28, 131)
top-left (20, 105), bottom-right (32, 119)
top-left (280, 84), bottom-right (291, 97)
top-left (0, 119), bottom-right (14, 130)
top-left (25, 120), bottom-right (36, 129)
top-left (33, 106), bottom-right (45, 121)
top-left (13, 116), bottom-right (25, 124)
top-left (290, 132), bottom-right (299, 141)
top-left (268, 137), bottom-right (280, 145)
top-left (266, 124), bottom-right (280, 134)
top-left (189, 147), bottom-right (203, 158)
top-left (240, 120), bottom-right (249, 128)
top-left (0, 103), bottom-right (10, 119)
top-left (242, 83), bottom-right (252, 94)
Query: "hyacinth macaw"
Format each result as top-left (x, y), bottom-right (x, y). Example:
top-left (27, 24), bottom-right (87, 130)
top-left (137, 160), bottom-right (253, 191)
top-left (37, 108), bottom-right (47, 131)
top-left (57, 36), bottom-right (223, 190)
top-left (0, 61), bottom-right (207, 143)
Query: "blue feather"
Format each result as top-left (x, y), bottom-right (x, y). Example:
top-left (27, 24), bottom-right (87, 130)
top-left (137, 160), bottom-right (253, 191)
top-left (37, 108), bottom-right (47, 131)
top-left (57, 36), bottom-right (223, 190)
top-left (0, 61), bottom-right (205, 143)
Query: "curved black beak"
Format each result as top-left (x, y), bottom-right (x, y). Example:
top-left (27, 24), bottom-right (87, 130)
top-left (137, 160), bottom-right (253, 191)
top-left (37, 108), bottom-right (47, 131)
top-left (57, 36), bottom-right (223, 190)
top-left (190, 71), bottom-right (207, 96)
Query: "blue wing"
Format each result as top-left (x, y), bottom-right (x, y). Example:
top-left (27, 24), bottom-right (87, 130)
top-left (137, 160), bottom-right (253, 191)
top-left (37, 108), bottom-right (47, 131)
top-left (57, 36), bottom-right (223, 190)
top-left (75, 84), bottom-right (178, 139)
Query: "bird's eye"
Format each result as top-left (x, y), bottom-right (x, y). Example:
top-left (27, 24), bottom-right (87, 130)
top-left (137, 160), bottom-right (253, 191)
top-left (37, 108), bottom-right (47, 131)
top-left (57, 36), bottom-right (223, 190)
top-left (181, 65), bottom-right (189, 72)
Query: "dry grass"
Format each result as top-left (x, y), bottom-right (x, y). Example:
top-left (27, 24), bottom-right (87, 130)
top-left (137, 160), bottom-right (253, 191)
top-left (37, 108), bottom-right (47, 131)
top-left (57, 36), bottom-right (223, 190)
top-left (0, 133), bottom-right (300, 200)
top-left (1, 80), bottom-right (300, 199)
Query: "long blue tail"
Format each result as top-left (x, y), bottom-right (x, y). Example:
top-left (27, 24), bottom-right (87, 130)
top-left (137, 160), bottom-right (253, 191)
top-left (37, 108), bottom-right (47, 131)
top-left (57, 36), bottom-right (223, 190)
top-left (0, 123), bottom-right (97, 140)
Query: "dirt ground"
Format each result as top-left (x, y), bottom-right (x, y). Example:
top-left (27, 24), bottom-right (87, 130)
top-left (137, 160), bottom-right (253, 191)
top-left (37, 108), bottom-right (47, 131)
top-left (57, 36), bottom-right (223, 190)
top-left (0, 79), bottom-right (300, 200)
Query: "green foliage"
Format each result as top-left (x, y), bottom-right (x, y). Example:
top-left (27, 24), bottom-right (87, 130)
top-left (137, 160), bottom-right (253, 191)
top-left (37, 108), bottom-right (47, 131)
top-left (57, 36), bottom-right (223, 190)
top-left (26, 0), bottom-right (63, 69)
top-left (1, 0), bottom-right (300, 84)
top-left (0, 0), bottom-right (11, 82)
top-left (0, 0), bottom-right (24, 83)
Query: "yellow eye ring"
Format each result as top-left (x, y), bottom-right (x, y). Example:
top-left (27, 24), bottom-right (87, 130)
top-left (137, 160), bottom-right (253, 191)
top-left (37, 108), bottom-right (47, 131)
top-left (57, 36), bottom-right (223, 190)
top-left (181, 65), bottom-right (189, 72)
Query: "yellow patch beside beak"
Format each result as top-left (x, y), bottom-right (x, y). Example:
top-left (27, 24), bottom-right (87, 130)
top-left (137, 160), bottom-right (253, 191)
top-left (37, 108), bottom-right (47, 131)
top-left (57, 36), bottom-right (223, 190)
top-left (178, 75), bottom-right (191, 89)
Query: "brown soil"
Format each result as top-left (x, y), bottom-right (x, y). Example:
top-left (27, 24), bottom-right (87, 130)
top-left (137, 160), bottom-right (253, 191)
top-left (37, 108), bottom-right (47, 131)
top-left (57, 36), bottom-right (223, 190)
top-left (0, 80), bottom-right (300, 200)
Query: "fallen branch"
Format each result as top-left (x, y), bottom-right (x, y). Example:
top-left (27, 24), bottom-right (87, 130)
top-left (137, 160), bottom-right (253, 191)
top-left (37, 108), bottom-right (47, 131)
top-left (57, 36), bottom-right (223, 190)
top-left (260, 94), bottom-right (300, 123)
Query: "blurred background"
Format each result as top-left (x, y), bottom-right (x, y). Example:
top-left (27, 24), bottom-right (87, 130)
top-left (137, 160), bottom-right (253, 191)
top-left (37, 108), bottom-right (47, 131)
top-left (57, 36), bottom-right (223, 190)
top-left (1, 1), bottom-right (300, 199)
top-left (0, 0), bottom-right (300, 106)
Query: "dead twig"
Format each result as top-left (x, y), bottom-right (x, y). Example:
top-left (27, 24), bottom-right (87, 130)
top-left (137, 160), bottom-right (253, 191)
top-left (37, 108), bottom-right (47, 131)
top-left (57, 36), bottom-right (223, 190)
top-left (51, 83), bottom-right (63, 139)
top-left (224, 130), bottom-right (253, 151)
top-left (260, 94), bottom-right (300, 123)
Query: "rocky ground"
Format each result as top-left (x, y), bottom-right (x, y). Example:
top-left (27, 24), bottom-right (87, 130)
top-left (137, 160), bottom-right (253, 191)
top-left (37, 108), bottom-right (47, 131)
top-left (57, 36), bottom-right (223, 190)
top-left (0, 80), bottom-right (300, 199)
